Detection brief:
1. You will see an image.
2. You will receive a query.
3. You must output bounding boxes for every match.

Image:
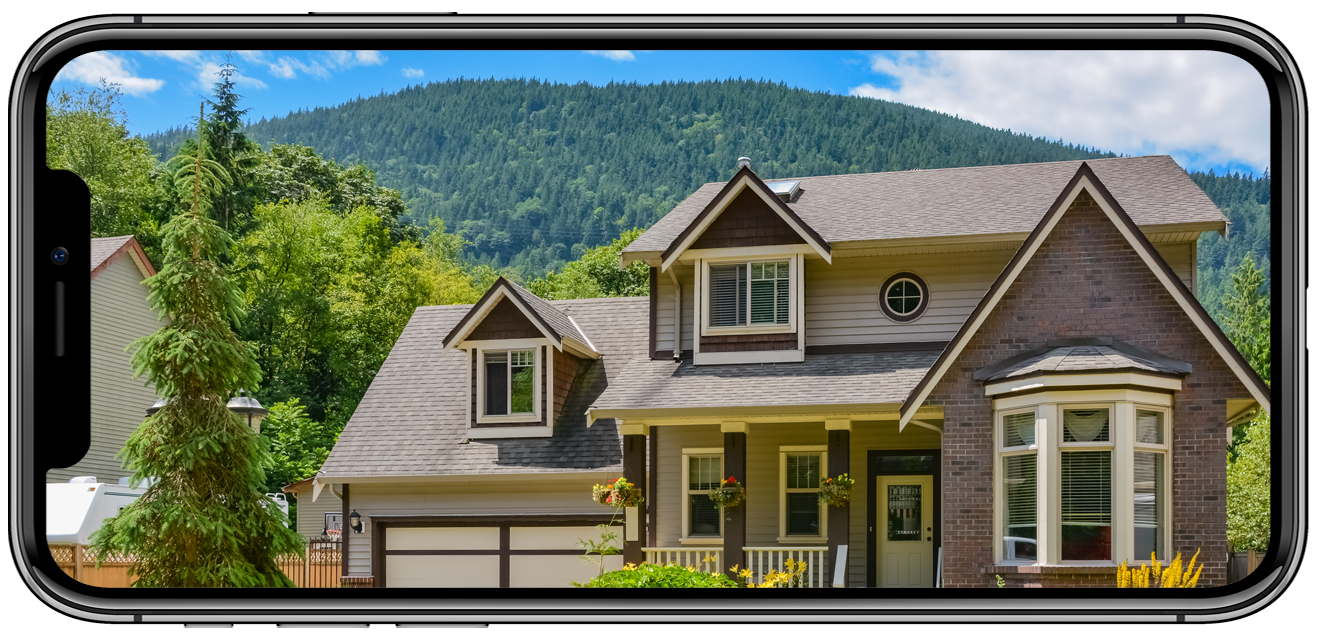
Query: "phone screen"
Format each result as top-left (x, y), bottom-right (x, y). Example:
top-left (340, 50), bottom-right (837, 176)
top-left (37, 44), bottom-right (1277, 599)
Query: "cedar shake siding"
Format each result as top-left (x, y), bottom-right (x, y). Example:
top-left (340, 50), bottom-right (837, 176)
top-left (700, 332), bottom-right (799, 352)
top-left (552, 348), bottom-right (582, 423)
top-left (931, 191), bottom-right (1250, 588)
top-left (466, 298), bottom-right (542, 341)
top-left (688, 191), bottom-right (806, 250)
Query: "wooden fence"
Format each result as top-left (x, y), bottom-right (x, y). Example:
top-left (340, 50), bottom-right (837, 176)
top-left (50, 537), bottom-right (346, 588)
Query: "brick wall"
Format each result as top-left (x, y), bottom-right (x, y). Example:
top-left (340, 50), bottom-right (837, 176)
top-left (933, 190), bottom-right (1251, 588)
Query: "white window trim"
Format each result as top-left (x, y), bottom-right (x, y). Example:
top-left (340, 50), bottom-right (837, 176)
top-left (474, 339), bottom-right (549, 426)
top-left (698, 254), bottom-right (800, 336)
top-left (779, 445), bottom-right (828, 544)
top-left (993, 398), bottom-right (1173, 567)
top-left (681, 448), bottom-right (724, 545)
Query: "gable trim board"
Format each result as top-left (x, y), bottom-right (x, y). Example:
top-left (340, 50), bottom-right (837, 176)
top-left (897, 163), bottom-right (1270, 429)
top-left (442, 277), bottom-right (598, 359)
top-left (659, 166), bottom-right (831, 273)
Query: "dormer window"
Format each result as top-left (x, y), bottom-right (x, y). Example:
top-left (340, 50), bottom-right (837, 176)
top-left (477, 346), bottom-right (543, 424)
top-left (708, 259), bottom-right (791, 328)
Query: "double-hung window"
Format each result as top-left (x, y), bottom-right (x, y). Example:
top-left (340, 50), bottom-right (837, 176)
top-left (708, 259), bottom-right (791, 328)
top-left (478, 348), bottom-right (539, 422)
top-left (1000, 411), bottom-right (1038, 561)
top-left (683, 451), bottom-right (723, 540)
top-left (1060, 408), bottom-right (1113, 561)
top-left (779, 446), bottom-right (826, 540)
top-left (1133, 409), bottom-right (1168, 561)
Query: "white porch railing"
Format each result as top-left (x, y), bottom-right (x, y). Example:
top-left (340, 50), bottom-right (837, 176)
top-left (642, 546), bottom-right (830, 587)
top-left (744, 547), bottom-right (829, 588)
top-left (642, 547), bottom-right (721, 572)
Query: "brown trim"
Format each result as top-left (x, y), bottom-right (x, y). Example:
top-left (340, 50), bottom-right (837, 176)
top-left (659, 166), bottom-right (831, 264)
top-left (90, 235), bottom-right (157, 281)
top-left (988, 383), bottom-right (1183, 400)
top-left (700, 332), bottom-right (797, 353)
top-left (899, 162), bottom-right (1271, 420)
top-left (652, 350), bottom-right (692, 360)
top-left (649, 266), bottom-right (659, 359)
top-left (340, 483), bottom-right (350, 582)
top-left (805, 341), bottom-right (948, 356)
top-left (647, 429), bottom-right (658, 548)
top-left (499, 527), bottom-right (511, 588)
top-left (371, 520), bottom-right (386, 588)
top-left (367, 514), bottom-right (612, 527)
top-left (442, 277), bottom-right (562, 348)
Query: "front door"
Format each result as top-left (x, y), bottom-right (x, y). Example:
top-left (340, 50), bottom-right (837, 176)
top-left (877, 475), bottom-right (935, 588)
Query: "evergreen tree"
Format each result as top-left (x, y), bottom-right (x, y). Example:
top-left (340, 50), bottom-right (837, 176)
top-left (89, 104), bottom-right (303, 587)
top-left (1221, 253), bottom-right (1271, 386)
top-left (204, 57), bottom-right (261, 234)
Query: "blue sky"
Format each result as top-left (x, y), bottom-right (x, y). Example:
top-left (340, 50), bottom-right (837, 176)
top-left (51, 49), bottom-right (1270, 176)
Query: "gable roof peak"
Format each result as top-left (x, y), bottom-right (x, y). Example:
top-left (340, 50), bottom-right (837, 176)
top-left (898, 163), bottom-right (1269, 428)
top-left (440, 276), bottom-right (597, 357)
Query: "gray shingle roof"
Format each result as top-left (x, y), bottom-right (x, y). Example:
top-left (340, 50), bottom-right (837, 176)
top-left (89, 235), bottom-right (134, 272)
top-left (625, 156), bottom-right (1226, 254)
top-left (591, 350), bottom-right (942, 413)
top-left (319, 297), bottom-right (649, 479)
top-left (983, 345), bottom-right (1188, 382)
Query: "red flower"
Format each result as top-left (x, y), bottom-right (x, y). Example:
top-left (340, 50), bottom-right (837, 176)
top-left (727, 476), bottom-right (737, 484)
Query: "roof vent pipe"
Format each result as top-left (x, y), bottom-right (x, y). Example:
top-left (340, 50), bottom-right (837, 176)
top-left (737, 156), bottom-right (751, 169)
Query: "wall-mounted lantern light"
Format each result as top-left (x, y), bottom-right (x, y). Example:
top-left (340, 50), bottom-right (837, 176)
top-left (227, 389), bottom-right (269, 433)
top-left (349, 510), bottom-right (363, 534)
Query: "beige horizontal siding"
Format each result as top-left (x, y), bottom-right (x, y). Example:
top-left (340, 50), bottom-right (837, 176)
top-left (294, 491), bottom-right (342, 540)
top-left (345, 475), bottom-right (614, 577)
top-left (654, 264), bottom-right (695, 354)
top-left (804, 251), bottom-right (1014, 346)
top-left (49, 257), bottom-right (162, 484)
top-left (655, 421), bottom-right (940, 587)
top-left (1152, 241), bottom-right (1195, 292)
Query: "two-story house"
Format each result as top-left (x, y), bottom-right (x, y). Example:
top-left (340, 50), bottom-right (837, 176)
top-left (313, 155), bottom-right (1268, 589)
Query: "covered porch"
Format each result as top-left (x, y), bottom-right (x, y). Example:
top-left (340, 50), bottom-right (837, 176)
top-left (600, 407), bottom-right (945, 588)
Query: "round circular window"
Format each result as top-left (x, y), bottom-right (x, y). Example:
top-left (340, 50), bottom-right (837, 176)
top-left (880, 272), bottom-right (929, 322)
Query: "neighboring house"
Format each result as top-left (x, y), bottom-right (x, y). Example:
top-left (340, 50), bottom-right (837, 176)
top-left (49, 235), bottom-right (163, 484)
top-left (315, 156), bottom-right (1268, 589)
top-left (283, 477), bottom-right (343, 540)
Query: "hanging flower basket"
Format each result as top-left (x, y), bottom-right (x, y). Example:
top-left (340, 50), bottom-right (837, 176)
top-left (708, 477), bottom-right (746, 509)
top-left (592, 477), bottom-right (644, 508)
top-left (818, 473), bottom-right (856, 508)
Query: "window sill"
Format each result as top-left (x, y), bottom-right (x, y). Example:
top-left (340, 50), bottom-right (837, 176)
top-left (986, 564), bottom-right (1119, 575)
top-left (475, 414), bottom-right (542, 424)
top-left (702, 324), bottom-right (794, 337)
top-left (467, 426), bottom-right (552, 439)
top-left (678, 537), bottom-right (724, 546)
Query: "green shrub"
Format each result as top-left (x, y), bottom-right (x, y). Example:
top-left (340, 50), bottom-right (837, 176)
top-left (576, 563), bottom-right (737, 588)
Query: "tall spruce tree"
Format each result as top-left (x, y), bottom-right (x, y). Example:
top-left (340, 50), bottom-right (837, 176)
top-left (89, 104), bottom-right (303, 587)
top-left (204, 57), bottom-right (259, 233)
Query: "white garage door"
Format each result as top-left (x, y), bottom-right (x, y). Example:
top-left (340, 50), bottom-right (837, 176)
top-left (383, 522), bottom-right (621, 588)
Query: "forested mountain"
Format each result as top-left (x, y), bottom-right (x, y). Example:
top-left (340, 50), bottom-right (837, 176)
top-left (1190, 170), bottom-right (1271, 320)
top-left (149, 78), bottom-right (1119, 278)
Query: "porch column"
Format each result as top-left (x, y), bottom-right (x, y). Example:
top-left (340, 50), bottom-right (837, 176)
top-left (721, 422), bottom-right (748, 578)
top-left (620, 422), bottom-right (649, 566)
top-left (826, 420), bottom-right (852, 587)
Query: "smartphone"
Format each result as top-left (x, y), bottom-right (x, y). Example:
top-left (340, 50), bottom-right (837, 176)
top-left (9, 13), bottom-right (1305, 624)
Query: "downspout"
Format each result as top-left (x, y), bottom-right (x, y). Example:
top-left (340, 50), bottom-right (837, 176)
top-left (668, 268), bottom-right (682, 361)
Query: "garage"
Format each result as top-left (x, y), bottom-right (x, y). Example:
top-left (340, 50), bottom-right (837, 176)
top-left (371, 515), bottom-right (622, 588)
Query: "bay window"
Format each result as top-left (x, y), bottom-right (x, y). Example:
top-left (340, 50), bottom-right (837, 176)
top-left (996, 399), bottom-right (1171, 566)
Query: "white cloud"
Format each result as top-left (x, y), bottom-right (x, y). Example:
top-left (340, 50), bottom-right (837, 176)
top-left (265, 50), bottom-right (386, 80)
top-left (234, 50), bottom-right (267, 63)
top-left (196, 61), bottom-right (267, 90)
top-left (849, 51), bottom-right (1269, 172)
top-left (55, 51), bottom-right (164, 96)
top-left (402, 67), bottom-right (425, 78)
top-left (141, 50), bottom-right (201, 63)
top-left (584, 50), bottom-right (636, 62)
